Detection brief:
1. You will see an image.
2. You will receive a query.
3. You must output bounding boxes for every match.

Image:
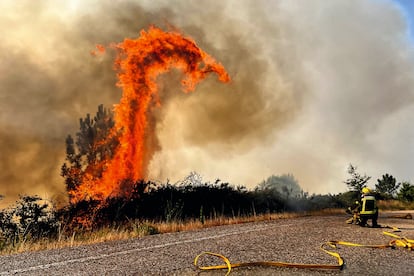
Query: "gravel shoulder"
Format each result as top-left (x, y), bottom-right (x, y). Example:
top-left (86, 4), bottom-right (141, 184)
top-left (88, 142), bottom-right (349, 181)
top-left (0, 212), bottom-right (413, 275)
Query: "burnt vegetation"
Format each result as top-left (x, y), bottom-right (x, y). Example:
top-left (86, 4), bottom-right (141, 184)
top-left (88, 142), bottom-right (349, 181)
top-left (1, 106), bottom-right (414, 252)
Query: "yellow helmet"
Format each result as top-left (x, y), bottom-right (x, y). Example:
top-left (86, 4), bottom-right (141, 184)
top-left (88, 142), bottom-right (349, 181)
top-left (362, 187), bottom-right (371, 194)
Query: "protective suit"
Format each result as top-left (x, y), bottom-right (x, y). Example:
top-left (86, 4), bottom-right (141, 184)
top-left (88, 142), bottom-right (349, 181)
top-left (346, 188), bottom-right (379, 227)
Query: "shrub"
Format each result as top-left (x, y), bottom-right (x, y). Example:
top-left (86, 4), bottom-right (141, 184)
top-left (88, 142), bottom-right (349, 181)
top-left (0, 195), bottom-right (59, 247)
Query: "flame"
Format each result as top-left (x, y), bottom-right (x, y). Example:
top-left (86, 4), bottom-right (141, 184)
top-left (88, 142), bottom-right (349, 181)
top-left (70, 26), bottom-right (230, 203)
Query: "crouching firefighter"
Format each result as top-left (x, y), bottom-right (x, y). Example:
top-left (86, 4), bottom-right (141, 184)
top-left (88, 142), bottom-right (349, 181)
top-left (346, 187), bottom-right (379, 227)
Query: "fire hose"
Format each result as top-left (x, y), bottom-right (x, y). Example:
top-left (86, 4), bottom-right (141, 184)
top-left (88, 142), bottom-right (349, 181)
top-left (193, 225), bottom-right (413, 275)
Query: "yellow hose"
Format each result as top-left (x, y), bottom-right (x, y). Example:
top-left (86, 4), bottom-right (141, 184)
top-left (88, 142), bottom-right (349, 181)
top-left (194, 225), bottom-right (412, 274)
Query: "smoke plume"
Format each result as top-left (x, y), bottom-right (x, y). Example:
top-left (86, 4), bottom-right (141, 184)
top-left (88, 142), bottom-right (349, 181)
top-left (1, 0), bottom-right (414, 205)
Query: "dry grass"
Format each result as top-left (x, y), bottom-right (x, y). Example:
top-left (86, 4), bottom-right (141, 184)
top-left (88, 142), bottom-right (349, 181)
top-left (0, 208), bottom-right (345, 256)
top-left (377, 200), bottom-right (414, 211)
top-left (155, 208), bottom-right (344, 233)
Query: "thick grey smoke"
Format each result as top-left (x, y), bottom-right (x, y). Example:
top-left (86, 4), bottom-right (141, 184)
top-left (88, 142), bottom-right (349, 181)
top-left (1, 0), bottom-right (414, 206)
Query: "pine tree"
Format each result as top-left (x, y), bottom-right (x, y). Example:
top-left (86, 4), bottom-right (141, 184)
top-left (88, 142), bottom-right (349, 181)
top-left (344, 164), bottom-right (371, 193)
top-left (397, 182), bottom-right (414, 202)
top-left (61, 104), bottom-right (119, 201)
top-left (375, 173), bottom-right (399, 199)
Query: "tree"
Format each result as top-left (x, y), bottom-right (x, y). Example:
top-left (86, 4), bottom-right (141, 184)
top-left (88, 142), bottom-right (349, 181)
top-left (256, 174), bottom-right (303, 199)
top-left (344, 164), bottom-right (371, 193)
top-left (375, 173), bottom-right (400, 199)
top-left (397, 182), bottom-right (414, 202)
top-left (61, 104), bottom-right (119, 201)
top-left (178, 171), bottom-right (204, 186)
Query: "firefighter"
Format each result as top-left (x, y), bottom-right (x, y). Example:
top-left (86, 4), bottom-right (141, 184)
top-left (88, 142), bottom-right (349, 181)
top-left (346, 201), bottom-right (362, 225)
top-left (358, 187), bottom-right (379, 227)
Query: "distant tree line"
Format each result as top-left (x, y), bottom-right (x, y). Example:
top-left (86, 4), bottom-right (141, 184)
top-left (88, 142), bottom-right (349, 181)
top-left (343, 163), bottom-right (414, 202)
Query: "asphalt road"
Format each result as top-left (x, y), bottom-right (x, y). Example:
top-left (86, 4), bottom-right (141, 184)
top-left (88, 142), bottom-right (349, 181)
top-left (0, 213), bottom-right (413, 275)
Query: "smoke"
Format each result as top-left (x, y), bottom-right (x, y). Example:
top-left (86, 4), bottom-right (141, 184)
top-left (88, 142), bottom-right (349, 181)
top-left (148, 0), bottom-right (414, 193)
top-left (1, 0), bottom-right (414, 205)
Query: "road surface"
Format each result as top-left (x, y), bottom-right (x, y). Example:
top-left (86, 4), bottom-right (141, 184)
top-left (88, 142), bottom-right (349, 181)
top-left (0, 213), bottom-right (413, 275)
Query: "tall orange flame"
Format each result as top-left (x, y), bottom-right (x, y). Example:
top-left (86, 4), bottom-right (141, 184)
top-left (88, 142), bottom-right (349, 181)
top-left (70, 26), bottom-right (230, 202)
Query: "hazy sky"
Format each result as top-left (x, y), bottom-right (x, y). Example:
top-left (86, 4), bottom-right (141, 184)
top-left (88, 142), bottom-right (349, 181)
top-left (1, 0), bottom-right (414, 205)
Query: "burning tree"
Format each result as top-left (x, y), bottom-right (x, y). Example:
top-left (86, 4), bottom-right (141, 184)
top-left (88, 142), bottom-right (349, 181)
top-left (61, 104), bottom-right (118, 202)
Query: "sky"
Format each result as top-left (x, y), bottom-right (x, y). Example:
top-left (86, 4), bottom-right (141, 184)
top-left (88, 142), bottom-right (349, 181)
top-left (395, 0), bottom-right (414, 37)
top-left (1, 0), bottom-right (414, 205)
